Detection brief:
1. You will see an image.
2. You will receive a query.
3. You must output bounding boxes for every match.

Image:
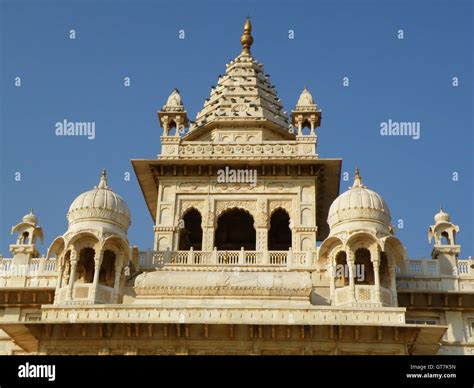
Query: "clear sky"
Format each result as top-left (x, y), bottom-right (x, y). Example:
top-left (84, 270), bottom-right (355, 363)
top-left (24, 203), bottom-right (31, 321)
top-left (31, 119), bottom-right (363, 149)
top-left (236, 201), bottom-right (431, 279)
top-left (0, 0), bottom-right (472, 259)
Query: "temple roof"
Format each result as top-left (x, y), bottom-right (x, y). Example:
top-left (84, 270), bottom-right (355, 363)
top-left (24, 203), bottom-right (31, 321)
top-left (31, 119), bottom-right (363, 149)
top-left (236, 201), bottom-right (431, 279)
top-left (184, 18), bottom-right (292, 140)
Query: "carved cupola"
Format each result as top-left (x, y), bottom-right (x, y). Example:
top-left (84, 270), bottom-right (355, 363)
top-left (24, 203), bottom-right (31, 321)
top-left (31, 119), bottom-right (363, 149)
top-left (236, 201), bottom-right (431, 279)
top-left (428, 208), bottom-right (460, 275)
top-left (157, 88), bottom-right (189, 137)
top-left (291, 87), bottom-right (321, 136)
top-left (10, 210), bottom-right (44, 264)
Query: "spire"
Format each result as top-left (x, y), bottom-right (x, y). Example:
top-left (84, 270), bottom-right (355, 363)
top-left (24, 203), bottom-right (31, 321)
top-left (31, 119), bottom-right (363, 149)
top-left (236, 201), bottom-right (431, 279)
top-left (98, 168), bottom-right (109, 190)
top-left (240, 17), bottom-right (253, 55)
top-left (351, 167), bottom-right (365, 189)
top-left (185, 17), bottom-right (290, 139)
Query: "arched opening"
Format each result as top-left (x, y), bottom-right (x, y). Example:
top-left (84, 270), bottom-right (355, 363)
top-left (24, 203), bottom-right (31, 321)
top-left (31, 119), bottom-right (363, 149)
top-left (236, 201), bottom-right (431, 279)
top-left (335, 251), bottom-right (349, 287)
top-left (62, 251), bottom-right (71, 286)
top-left (179, 208), bottom-right (203, 250)
top-left (99, 250), bottom-right (116, 287)
top-left (268, 208), bottom-right (292, 250)
top-left (21, 231), bottom-right (29, 245)
top-left (354, 248), bottom-right (374, 285)
top-left (379, 252), bottom-right (390, 288)
top-left (77, 247), bottom-right (95, 283)
top-left (215, 208), bottom-right (255, 250)
top-left (441, 231), bottom-right (451, 245)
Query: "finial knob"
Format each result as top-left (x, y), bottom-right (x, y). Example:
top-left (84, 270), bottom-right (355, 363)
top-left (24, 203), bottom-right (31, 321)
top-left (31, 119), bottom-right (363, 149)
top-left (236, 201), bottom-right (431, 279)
top-left (352, 167), bottom-right (364, 188)
top-left (98, 168), bottom-right (109, 190)
top-left (240, 17), bottom-right (253, 55)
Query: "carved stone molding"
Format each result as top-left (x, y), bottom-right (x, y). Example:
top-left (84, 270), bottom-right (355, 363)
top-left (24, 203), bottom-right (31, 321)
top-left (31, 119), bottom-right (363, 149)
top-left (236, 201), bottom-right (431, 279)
top-left (180, 200), bottom-right (205, 216)
top-left (67, 208), bottom-right (130, 230)
top-left (268, 200), bottom-right (292, 216)
top-left (134, 285), bottom-right (312, 297)
top-left (215, 200), bottom-right (256, 218)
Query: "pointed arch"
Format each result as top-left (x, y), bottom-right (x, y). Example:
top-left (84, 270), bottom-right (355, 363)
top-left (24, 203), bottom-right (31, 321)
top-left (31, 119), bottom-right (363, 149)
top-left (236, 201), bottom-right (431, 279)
top-left (268, 207), bottom-right (291, 250)
top-left (215, 208), bottom-right (255, 250)
top-left (179, 207), bottom-right (203, 250)
top-left (318, 236), bottom-right (344, 263)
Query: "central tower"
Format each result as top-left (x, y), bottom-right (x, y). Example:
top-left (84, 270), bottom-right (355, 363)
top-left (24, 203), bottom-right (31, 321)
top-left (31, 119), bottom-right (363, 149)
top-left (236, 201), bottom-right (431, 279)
top-left (132, 18), bottom-right (341, 267)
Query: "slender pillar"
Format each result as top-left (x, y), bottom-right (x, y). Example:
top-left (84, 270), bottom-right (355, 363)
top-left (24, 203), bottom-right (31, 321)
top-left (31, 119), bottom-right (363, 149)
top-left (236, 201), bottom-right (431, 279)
top-left (174, 117), bottom-right (181, 137)
top-left (329, 262), bottom-right (336, 305)
top-left (389, 267), bottom-right (398, 306)
top-left (371, 246), bottom-right (381, 304)
top-left (347, 249), bottom-right (356, 303)
top-left (91, 248), bottom-right (103, 302)
top-left (54, 264), bottom-right (64, 304)
top-left (112, 263), bottom-right (122, 303)
top-left (67, 249), bottom-right (78, 301)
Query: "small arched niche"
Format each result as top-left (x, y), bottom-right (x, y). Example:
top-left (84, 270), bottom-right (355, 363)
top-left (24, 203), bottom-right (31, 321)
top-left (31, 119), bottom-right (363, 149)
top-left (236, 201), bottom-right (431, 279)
top-left (268, 208), bottom-right (292, 250)
top-left (77, 247), bottom-right (95, 284)
top-left (179, 208), bottom-right (203, 250)
top-left (99, 250), bottom-right (116, 287)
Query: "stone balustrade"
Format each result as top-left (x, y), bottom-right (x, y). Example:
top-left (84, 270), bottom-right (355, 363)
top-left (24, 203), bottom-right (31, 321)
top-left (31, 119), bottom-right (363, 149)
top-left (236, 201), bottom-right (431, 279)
top-left (397, 258), bottom-right (474, 277)
top-left (335, 285), bottom-right (393, 307)
top-left (138, 248), bottom-right (316, 270)
top-left (0, 258), bottom-right (57, 276)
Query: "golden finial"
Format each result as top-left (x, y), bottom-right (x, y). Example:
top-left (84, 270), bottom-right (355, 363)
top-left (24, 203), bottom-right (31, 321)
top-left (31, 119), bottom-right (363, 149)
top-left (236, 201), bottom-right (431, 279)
top-left (98, 168), bottom-right (109, 189)
top-left (240, 17), bottom-right (253, 55)
top-left (352, 166), bottom-right (363, 188)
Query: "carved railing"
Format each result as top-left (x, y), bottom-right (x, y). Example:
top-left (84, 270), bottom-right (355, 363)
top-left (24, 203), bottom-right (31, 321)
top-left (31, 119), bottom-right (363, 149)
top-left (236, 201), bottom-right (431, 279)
top-left (0, 258), bottom-right (56, 276)
top-left (138, 248), bottom-right (316, 269)
top-left (334, 285), bottom-right (392, 306)
top-left (397, 258), bottom-right (474, 277)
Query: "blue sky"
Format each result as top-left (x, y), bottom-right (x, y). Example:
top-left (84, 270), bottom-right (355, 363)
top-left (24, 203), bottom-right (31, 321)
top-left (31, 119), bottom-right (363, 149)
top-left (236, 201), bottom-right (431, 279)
top-left (0, 0), bottom-right (472, 259)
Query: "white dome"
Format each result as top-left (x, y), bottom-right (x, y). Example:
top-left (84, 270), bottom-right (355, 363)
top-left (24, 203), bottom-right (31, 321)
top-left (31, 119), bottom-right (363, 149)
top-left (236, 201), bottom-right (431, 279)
top-left (328, 169), bottom-right (391, 231)
top-left (22, 210), bottom-right (38, 225)
top-left (163, 88), bottom-right (184, 111)
top-left (67, 169), bottom-right (131, 231)
top-left (434, 208), bottom-right (450, 223)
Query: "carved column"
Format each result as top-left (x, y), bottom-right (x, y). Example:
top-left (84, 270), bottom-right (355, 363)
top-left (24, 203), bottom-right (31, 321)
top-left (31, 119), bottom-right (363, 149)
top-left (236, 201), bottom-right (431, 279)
top-left (67, 248), bottom-right (78, 301)
top-left (174, 116), bottom-right (181, 137)
top-left (256, 200), bottom-right (268, 264)
top-left (328, 260), bottom-right (336, 305)
top-left (389, 266), bottom-right (398, 306)
top-left (112, 262), bottom-right (122, 303)
top-left (371, 245), bottom-right (381, 304)
top-left (54, 264), bottom-right (64, 304)
top-left (162, 116), bottom-right (169, 136)
top-left (91, 248), bottom-right (104, 302)
top-left (347, 248), bottom-right (356, 303)
top-left (202, 201), bottom-right (215, 251)
top-left (296, 116), bottom-right (303, 136)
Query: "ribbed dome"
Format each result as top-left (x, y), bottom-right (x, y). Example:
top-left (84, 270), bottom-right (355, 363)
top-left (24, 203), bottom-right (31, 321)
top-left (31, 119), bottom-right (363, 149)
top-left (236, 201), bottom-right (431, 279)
top-left (434, 208), bottom-right (450, 223)
top-left (328, 169), bottom-right (391, 229)
top-left (67, 169), bottom-right (131, 230)
top-left (22, 210), bottom-right (38, 225)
